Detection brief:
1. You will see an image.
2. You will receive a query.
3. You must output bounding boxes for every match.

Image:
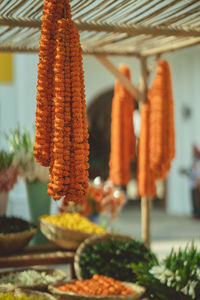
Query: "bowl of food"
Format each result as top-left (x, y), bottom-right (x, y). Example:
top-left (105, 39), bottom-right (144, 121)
top-left (74, 233), bottom-right (157, 282)
top-left (40, 213), bottom-right (105, 250)
top-left (0, 287), bottom-right (56, 300)
top-left (0, 267), bottom-right (66, 291)
top-left (0, 216), bottom-right (37, 254)
top-left (48, 274), bottom-right (145, 300)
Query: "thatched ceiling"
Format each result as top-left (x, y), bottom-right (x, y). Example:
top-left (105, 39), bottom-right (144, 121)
top-left (0, 0), bottom-right (200, 56)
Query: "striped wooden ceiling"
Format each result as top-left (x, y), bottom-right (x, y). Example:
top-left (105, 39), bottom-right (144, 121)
top-left (0, 0), bottom-right (200, 56)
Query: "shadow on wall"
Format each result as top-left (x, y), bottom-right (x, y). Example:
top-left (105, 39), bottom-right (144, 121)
top-left (87, 88), bottom-right (113, 180)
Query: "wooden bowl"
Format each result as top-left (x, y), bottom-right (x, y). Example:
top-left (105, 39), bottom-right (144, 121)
top-left (0, 227), bottom-right (37, 255)
top-left (74, 233), bottom-right (133, 280)
top-left (40, 218), bottom-right (95, 250)
top-left (48, 280), bottom-right (145, 300)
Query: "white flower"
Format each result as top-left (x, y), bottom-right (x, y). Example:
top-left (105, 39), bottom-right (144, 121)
top-left (167, 277), bottom-right (173, 287)
top-left (149, 265), bottom-right (174, 285)
top-left (188, 280), bottom-right (197, 299)
top-left (181, 285), bottom-right (188, 295)
top-left (13, 149), bottom-right (48, 183)
top-left (175, 275), bottom-right (181, 282)
top-left (164, 269), bottom-right (174, 277)
top-left (149, 265), bottom-right (166, 276)
top-left (176, 285), bottom-right (180, 291)
top-left (181, 280), bottom-right (197, 299)
top-left (196, 268), bottom-right (200, 280)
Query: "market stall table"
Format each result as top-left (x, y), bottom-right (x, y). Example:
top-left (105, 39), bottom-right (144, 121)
top-left (0, 243), bottom-right (76, 280)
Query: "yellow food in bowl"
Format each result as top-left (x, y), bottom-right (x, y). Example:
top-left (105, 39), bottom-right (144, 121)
top-left (41, 213), bottom-right (105, 234)
top-left (0, 293), bottom-right (45, 300)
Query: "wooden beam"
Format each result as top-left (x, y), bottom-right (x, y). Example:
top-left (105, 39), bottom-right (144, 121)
top-left (0, 45), bottom-right (141, 57)
top-left (76, 21), bottom-right (200, 38)
top-left (0, 46), bottom-right (38, 53)
top-left (1, 16), bottom-right (200, 38)
top-left (139, 56), bottom-right (148, 103)
top-left (95, 55), bottom-right (139, 99)
top-left (142, 38), bottom-right (200, 57)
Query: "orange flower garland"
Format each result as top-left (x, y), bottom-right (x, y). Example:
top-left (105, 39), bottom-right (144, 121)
top-left (47, 18), bottom-right (71, 200)
top-left (34, 0), bottom-right (64, 167)
top-left (149, 60), bottom-right (175, 179)
top-left (109, 65), bottom-right (135, 186)
top-left (138, 59), bottom-right (175, 197)
top-left (34, 0), bottom-right (89, 204)
top-left (138, 101), bottom-right (156, 197)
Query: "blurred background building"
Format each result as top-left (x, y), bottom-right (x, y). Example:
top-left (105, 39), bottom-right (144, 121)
top-left (0, 45), bottom-right (200, 220)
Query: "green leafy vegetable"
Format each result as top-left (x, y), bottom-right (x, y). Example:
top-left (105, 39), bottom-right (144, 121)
top-left (79, 238), bottom-right (157, 282)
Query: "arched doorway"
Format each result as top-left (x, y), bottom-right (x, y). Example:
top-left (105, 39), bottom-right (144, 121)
top-left (87, 88), bottom-right (113, 180)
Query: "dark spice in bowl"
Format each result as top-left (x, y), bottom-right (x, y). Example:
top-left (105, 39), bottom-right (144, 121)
top-left (0, 216), bottom-right (35, 234)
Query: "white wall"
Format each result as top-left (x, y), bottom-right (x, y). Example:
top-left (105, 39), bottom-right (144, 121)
top-left (0, 46), bottom-right (200, 219)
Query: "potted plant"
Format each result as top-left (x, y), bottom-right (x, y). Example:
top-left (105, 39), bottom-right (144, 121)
top-left (0, 150), bottom-right (18, 216)
top-left (5, 127), bottom-right (50, 244)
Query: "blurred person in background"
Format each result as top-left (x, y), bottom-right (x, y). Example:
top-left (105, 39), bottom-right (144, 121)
top-left (180, 145), bottom-right (200, 219)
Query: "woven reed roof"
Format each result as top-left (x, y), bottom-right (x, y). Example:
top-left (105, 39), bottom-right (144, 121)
top-left (0, 0), bottom-right (200, 56)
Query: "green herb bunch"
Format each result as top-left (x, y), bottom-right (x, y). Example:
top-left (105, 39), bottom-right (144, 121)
top-left (0, 150), bottom-right (14, 171)
top-left (132, 244), bottom-right (200, 300)
top-left (4, 127), bottom-right (49, 183)
top-left (5, 127), bottom-right (33, 155)
top-left (79, 238), bottom-right (157, 282)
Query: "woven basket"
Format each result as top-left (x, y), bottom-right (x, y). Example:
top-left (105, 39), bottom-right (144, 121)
top-left (40, 218), bottom-right (95, 250)
top-left (74, 233), bottom-right (133, 280)
top-left (48, 280), bottom-right (145, 300)
top-left (0, 287), bottom-right (56, 299)
top-left (0, 227), bottom-right (37, 255)
top-left (0, 267), bottom-right (66, 291)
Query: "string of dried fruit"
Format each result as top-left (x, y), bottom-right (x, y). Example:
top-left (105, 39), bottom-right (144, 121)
top-left (138, 101), bottom-right (156, 197)
top-left (109, 65), bottom-right (135, 186)
top-left (149, 60), bottom-right (175, 179)
top-left (34, 0), bottom-right (64, 167)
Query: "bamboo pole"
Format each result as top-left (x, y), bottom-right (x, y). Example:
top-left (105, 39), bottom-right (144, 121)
top-left (95, 54), bottom-right (139, 99)
top-left (141, 197), bottom-right (151, 247)
top-left (139, 56), bottom-right (151, 247)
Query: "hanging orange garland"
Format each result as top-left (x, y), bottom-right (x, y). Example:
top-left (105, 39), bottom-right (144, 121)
top-left (149, 60), bottom-right (175, 179)
top-left (138, 101), bottom-right (156, 197)
top-left (34, 0), bottom-right (64, 167)
top-left (109, 65), bottom-right (136, 186)
top-left (34, 0), bottom-right (89, 204)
